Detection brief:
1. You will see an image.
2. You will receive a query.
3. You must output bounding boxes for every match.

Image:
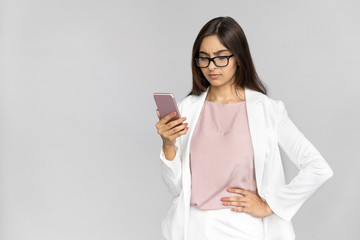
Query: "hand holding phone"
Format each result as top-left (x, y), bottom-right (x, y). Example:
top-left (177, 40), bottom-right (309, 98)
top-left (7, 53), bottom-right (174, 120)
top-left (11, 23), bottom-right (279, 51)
top-left (154, 93), bottom-right (189, 151)
top-left (153, 93), bottom-right (181, 122)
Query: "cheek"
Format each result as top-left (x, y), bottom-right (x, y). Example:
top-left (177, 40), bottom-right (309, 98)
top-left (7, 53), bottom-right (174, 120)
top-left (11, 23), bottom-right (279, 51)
top-left (200, 68), bottom-right (208, 77)
top-left (224, 63), bottom-right (237, 77)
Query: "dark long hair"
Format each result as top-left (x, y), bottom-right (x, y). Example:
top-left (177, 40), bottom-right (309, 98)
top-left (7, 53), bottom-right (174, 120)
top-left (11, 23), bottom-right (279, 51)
top-left (187, 16), bottom-right (267, 96)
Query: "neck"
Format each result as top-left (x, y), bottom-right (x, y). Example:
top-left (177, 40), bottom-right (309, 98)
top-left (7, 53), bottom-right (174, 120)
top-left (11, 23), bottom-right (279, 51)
top-left (206, 85), bottom-right (245, 103)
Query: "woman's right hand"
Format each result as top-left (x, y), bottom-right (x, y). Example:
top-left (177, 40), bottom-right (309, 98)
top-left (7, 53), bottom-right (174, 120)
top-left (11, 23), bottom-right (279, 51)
top-left (155, 109), bottom-right (189, 147)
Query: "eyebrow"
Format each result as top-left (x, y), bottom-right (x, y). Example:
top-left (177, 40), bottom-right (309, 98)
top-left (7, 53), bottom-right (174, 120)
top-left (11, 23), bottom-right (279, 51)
top-left (198, 49), bottom-right (230, 56)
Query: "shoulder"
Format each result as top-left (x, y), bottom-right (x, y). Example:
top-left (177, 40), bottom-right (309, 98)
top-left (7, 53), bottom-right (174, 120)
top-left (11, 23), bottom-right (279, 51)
top-left (249, 89), bottom-right (288, 117)
top-left (262, 93), bottom-right (284, 109)
top-left (179, 94), bottom-right (195, 104)
top-left (246, 88), bottom-right (282, 106)
top-left (176, 92), bottom-right (205, 107)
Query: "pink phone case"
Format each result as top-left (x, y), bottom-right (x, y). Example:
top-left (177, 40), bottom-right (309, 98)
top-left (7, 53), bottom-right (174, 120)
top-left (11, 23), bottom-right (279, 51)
top-left (153, 93), bottom-right (181, 123)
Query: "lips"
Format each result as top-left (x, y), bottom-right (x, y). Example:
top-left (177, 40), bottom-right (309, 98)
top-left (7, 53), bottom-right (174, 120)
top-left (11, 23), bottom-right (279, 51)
top-left (209, 74), bottom-right (220, 79)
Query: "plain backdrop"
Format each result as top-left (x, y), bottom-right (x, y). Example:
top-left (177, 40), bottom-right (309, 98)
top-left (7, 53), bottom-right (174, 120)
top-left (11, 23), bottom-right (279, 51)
top-left (1, 0), bottom-right (359, 239)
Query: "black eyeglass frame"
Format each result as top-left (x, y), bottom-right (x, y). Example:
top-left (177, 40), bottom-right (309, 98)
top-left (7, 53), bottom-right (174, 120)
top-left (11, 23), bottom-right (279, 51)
top-left (195, 54), bottom-right (234, 68)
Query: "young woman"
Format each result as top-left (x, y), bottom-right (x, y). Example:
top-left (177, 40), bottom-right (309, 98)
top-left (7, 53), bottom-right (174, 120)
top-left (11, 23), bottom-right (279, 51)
top-left (155, 16), bottom-right (333, 240)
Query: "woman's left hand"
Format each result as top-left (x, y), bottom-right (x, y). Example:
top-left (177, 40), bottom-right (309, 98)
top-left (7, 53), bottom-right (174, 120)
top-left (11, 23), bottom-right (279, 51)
top-left (220, 188), bottom-right (274, 218)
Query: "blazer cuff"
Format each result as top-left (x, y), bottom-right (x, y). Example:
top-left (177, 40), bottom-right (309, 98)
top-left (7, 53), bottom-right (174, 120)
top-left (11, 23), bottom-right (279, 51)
top-left (264, 193), bottom-right (293, 222)
top-left (160, 145), bottom-right (181, 175)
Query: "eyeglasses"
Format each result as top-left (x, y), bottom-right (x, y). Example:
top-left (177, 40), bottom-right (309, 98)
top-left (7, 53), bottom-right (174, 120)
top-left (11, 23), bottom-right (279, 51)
top-left (195, 55), bottom-right (234, 68)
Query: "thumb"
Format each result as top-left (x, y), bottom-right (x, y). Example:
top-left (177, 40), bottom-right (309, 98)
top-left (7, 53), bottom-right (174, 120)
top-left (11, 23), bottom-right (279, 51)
top-left (156, 109), bottom-right (160, 119)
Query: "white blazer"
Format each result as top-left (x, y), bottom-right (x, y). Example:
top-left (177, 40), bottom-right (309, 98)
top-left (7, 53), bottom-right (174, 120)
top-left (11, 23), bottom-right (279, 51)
top-left (159, 86), bottom-right (333, 240)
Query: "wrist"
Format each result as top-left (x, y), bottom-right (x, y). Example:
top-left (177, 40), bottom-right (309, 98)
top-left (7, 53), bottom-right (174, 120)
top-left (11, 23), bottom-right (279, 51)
top-left (162, 142), bottom-right (175, 149)
top-left (264, 201), bottom-right (274, 217)
top-left (162, 143), bottom-right (176, 161)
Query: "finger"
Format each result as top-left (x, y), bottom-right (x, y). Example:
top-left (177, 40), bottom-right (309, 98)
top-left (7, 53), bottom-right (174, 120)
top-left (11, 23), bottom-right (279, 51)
top-left (231, 207), bottom-right (245, 213)
top-left (156, 112), bottom-right (177, 130)
top-left (156, 109), bottom-right (160, 119)
top-left (227, 188), bottom-right (249, 196)
top-left (159, 111), bottom-right (178, 124)
top-left (165, 122), bottom-right (188, 136)
top-left (176, 126), bottom-right (189, 137)
top-left (165, 124), bottom-right (189, 140)
top-left (221, 196), bottom-right (245, 202)
top-left (167, 117), bottom-right (187, 129)
top-left (166, 125), bottom-right (189, 141)
top-left (223, 201), bottom-right (248, 207)
top-left (159, 116), bottom-right (186, 134)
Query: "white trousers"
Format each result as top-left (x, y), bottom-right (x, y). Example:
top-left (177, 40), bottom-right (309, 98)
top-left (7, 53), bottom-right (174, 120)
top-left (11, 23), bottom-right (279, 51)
top-left (187, 205), bottom-right (264, 240)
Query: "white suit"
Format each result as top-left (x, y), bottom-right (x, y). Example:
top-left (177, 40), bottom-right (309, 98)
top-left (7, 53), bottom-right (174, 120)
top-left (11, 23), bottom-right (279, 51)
top-left (159, 86), bottom-right (333, 240)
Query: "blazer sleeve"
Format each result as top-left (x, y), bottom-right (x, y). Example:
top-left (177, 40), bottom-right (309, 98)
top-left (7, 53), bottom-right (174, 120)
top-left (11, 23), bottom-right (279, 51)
top-left (265, 100), bottom-right (333, 221)
top-left (159, 100), bottom-right (184, 198)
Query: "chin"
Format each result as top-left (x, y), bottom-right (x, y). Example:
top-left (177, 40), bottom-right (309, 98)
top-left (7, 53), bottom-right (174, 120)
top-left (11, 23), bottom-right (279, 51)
top-left (208, 81), bottom-right (225, 87)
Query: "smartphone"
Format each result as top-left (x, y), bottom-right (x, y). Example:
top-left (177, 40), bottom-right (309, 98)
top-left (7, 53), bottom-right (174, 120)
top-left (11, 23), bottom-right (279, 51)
top-left (153, 93), bottom-right (181, 123)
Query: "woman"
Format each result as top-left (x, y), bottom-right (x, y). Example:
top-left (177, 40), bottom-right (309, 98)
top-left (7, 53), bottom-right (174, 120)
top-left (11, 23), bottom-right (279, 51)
top-left (155, 16), bottom-right (333, 240)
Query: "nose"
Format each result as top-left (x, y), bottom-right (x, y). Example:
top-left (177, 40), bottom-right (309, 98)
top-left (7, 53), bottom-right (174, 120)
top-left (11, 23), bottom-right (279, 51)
top-left (208, 59), bottom-right (217, 70)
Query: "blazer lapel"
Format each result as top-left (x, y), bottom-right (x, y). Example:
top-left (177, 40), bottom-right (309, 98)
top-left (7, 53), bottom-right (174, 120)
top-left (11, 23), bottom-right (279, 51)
top-left (245, 88), bottom-right (267, 197)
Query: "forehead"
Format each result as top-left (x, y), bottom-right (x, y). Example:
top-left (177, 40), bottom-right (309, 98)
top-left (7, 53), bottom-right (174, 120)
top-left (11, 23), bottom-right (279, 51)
top-left (199, 35), bottom-right (229, 52)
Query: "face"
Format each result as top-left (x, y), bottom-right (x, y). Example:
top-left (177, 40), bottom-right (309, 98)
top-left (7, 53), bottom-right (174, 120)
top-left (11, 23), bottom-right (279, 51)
top-left (198, 35), bottom-right (237, 88)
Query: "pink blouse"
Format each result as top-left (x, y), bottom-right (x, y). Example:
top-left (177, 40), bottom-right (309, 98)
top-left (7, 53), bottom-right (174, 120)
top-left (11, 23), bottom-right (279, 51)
top-left (189, 100), bottom-right (257, 210)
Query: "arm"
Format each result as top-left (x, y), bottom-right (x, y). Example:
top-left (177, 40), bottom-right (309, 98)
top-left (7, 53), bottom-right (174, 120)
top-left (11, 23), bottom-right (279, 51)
top-left (160, 138), bottom-right (183, 197)
top-left (265, 100), bottom-right (333, 221)
top-left (159, 100), bottom-right (185, 198)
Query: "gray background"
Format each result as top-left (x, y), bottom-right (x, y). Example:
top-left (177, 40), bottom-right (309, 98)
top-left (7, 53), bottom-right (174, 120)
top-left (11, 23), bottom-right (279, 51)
top-left (0, 0), bottom-right (359, 239)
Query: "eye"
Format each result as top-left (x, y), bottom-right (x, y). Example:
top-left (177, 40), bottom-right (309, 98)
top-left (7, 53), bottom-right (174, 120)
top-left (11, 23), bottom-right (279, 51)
top-left (198, 57), bottom-right (209, 63)
top-left (217, 56), bottom-right (228, 59)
